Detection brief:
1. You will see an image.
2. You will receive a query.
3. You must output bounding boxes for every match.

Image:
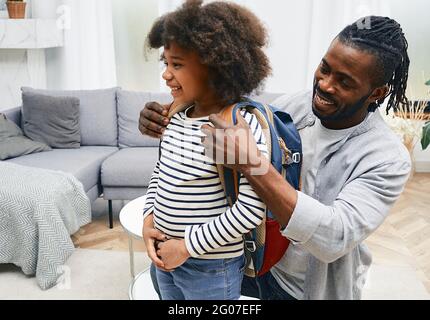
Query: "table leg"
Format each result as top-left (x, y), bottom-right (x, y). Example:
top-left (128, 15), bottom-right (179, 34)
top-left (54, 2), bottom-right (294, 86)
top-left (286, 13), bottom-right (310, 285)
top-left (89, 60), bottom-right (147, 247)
top-left (128, 235), bottom-right (135, 278)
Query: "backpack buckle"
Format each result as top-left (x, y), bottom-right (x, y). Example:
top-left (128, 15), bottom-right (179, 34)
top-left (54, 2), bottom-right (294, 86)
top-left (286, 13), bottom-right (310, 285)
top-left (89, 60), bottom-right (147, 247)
top-left (245, 241), bottom-right (256, 252)
top-left (285, 151), bottom-right (301, 165)
top-left (292, 152), bottom-right (301, 164)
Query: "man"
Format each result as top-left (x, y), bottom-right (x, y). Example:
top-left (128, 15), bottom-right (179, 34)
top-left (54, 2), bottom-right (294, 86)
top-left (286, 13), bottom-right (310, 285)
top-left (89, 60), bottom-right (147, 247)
top-left (139, 16), bottom-right (411, 300)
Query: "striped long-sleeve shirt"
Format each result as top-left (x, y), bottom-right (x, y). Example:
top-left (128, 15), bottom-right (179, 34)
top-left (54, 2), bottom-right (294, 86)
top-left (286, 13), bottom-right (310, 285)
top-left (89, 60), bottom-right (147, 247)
top-left (143, 106), bottom-right (268, 259)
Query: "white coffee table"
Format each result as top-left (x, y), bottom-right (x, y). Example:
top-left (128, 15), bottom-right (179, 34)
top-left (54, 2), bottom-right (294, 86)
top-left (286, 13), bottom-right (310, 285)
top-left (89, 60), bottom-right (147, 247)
top-left (119, 195), bottom-right (159, 300)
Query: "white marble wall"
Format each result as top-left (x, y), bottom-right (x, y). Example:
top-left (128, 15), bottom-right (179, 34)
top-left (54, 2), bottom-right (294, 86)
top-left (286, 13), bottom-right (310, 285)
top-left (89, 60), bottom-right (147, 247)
top-left (0, 19), bottom-right (63, 111)
top-left (0, 19), bottom-right (63, 49)
top-left (0, 49), bottom-right (46, 110)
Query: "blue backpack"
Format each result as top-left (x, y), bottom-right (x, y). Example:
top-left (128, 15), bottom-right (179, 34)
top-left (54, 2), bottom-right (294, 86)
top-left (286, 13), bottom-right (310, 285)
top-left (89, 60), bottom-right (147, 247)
top-left (216, 98), bottom-right (302, 277)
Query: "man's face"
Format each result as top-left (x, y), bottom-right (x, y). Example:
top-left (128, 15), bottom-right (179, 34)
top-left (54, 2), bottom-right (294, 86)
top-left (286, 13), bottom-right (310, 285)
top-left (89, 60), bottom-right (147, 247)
top-left (312, 38), bottom-right (380, 129)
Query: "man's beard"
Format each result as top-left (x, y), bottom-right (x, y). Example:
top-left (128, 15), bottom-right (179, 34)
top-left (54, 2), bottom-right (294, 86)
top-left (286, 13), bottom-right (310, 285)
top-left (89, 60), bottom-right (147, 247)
top-left (312, 82), bottom-right (372, 122)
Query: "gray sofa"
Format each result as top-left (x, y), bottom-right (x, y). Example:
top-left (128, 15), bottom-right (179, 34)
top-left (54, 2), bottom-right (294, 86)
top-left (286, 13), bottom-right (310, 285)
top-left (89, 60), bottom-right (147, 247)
top-left (2, 87), bottom-right (282, 228)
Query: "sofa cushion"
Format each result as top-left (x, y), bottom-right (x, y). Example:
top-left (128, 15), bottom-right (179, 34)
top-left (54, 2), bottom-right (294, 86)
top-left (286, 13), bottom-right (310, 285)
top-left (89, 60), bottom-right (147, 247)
top-left (22, 87), bottom-right (119, 147)
top-left (103, 187), bottom-right (148, 201)
top-left (5, 146), bottom-right (118, 192)
top-left (117, 90), bottom-right (172, 148)
top-left (22, 92), bottom-right (81, 148)
top-left (101, 147), bottom-right (158, 187)
top-left (0, 113), bottom-right (51, 160)
top-left (3, 107), bottom-right (21, 127)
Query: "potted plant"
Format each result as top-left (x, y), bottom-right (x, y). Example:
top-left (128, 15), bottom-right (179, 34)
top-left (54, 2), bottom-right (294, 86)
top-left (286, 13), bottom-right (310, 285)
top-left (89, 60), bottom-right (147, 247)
top-left (6, 0), bottom-right (26, 19)
top-left (381, 83), bottom-right (429, 179)
top-left (421, 80), bottom-right (430, 150)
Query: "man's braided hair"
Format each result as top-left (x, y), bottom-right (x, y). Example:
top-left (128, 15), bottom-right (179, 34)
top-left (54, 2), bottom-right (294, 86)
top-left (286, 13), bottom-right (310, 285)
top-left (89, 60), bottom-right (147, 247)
top-left (338, 16), bottom-right (410, 113)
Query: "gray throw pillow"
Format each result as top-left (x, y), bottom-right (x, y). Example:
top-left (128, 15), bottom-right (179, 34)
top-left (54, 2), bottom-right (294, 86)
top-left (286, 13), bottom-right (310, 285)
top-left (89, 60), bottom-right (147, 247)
top-left (22, 87), bottom-right (119, 147)
top-left (22, 92), bottom-right (81, 149)
top-left (0, 113), bottom-right (51, 161)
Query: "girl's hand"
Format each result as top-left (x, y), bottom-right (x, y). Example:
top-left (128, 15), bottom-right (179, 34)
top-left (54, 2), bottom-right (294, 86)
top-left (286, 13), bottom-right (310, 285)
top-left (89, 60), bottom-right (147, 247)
top-left (156, 239), bottom-right (190, 270)
top-left (142, 214), bottom-right (173, 272)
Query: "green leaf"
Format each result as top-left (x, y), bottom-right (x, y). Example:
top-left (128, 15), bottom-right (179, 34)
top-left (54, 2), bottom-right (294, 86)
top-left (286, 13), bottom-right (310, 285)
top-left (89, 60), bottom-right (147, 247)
top-left (426, 79), bottom-right (430, 86)
top-left (422, 122), bottom-right (430, 150)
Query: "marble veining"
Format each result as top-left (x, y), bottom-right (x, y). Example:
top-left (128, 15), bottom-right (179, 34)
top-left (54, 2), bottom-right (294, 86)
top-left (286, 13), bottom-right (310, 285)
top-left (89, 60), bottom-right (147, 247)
top-left (0, 19), bottom-right (63, 49)
top-left (0, 19), bottom-right (63, 110)
top-left (0, 49), bottom-right (40, 110)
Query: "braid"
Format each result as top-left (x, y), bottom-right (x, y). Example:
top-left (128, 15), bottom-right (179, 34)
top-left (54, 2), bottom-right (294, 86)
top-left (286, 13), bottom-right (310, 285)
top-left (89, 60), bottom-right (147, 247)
top-left (338, 16), bottom-right (410, 113)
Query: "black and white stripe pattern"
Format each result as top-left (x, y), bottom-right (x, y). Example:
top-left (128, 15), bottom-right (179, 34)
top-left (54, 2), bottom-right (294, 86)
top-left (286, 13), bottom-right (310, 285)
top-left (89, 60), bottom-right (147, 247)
top-left (144, 108), bottom-right (267, 259)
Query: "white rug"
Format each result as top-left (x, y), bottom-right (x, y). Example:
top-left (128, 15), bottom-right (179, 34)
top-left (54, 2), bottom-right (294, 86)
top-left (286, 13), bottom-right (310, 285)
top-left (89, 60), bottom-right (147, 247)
top-left (0, 248), bottom-right (428, 300)
top-left (362, 264), bottom-right (429, 300)
top-left (0, 248), bottom-right (152, 300)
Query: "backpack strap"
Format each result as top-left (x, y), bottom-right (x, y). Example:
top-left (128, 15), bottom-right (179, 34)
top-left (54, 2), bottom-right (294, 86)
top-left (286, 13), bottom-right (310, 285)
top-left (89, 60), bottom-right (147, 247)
top-left (167, 101), bottom-right (191, 118)
top-left (215, 102), bottom-right (267, 206)
top-left (217, 102), bottom-right (270, 277)
top-left (233, 102), bottom-right (273, 160)
top-left (215, 105), bottom-right (240, 207)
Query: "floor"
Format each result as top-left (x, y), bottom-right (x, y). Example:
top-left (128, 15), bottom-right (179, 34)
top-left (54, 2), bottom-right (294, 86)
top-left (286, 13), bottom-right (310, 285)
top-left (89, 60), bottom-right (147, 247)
top-left (366, 172), bottom-right (430, 293)
top-left (71, 172), bottom-right (430, 294)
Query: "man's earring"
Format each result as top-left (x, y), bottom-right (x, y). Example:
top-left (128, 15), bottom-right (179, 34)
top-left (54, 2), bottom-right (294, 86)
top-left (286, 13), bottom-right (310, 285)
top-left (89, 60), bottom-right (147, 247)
top-left (375, 100), bottom-right (381, 108)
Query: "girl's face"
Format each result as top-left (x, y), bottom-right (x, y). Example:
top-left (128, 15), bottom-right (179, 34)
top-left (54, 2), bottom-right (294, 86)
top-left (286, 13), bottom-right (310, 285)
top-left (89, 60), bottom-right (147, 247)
top-left (162, 42), bottom-right (214, 106)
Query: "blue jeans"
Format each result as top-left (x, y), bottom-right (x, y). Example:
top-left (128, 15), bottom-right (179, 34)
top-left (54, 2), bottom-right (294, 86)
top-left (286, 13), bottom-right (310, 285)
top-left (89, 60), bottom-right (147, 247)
top-left (241, 271), bottom-right (297, 300)
top-left (150, 261), bottom-right (296, 300)
top-left (155, 255), bottom-right (245, 300)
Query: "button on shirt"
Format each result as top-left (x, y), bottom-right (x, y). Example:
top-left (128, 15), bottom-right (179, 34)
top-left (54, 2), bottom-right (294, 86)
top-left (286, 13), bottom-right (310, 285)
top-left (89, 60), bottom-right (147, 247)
top-left (271, 116), bottom-right (369, 299)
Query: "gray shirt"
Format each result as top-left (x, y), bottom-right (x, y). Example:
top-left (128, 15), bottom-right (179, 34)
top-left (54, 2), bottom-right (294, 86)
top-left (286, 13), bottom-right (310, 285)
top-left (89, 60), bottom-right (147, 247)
top-left (272, 117), bottom-right (368, 299)
top-left (269, 91), bottom-right (411, 300)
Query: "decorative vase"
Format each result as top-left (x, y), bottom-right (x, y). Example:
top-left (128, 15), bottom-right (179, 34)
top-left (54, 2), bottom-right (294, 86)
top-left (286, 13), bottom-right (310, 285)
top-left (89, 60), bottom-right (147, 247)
top-left (6, 1), bottom-right (26, 19)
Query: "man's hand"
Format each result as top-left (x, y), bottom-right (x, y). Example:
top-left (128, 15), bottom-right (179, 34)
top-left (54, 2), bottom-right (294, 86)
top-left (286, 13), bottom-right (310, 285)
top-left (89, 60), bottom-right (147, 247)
top-left (142, 214), bottom-right (172, 272)
top-left (156, 239), bottom-right (191, 270)
top-left (201, 113), bottom-right (268, 175)
top-left (139, 102), bottom-right (171, 139)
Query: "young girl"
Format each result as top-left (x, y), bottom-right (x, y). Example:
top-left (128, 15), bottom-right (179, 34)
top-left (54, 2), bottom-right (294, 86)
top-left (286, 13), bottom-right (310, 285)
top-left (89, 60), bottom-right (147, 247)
top-left (142, 0), bottom-right (271, 300)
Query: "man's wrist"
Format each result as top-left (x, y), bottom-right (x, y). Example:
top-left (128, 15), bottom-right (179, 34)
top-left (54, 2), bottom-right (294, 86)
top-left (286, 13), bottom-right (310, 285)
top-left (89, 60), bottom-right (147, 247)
top-left (240, 154), bottom-right (268, 176)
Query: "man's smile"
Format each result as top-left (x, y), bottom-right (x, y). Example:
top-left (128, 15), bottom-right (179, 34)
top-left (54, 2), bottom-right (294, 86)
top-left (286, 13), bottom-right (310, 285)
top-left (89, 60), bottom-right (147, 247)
top-left (313, 90), bottom-right (337, 114)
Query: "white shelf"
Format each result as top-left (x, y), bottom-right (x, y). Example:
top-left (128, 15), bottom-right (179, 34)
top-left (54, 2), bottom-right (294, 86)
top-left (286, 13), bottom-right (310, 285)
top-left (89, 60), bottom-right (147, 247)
top-left (0, 19), bottom-right (64, 49)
